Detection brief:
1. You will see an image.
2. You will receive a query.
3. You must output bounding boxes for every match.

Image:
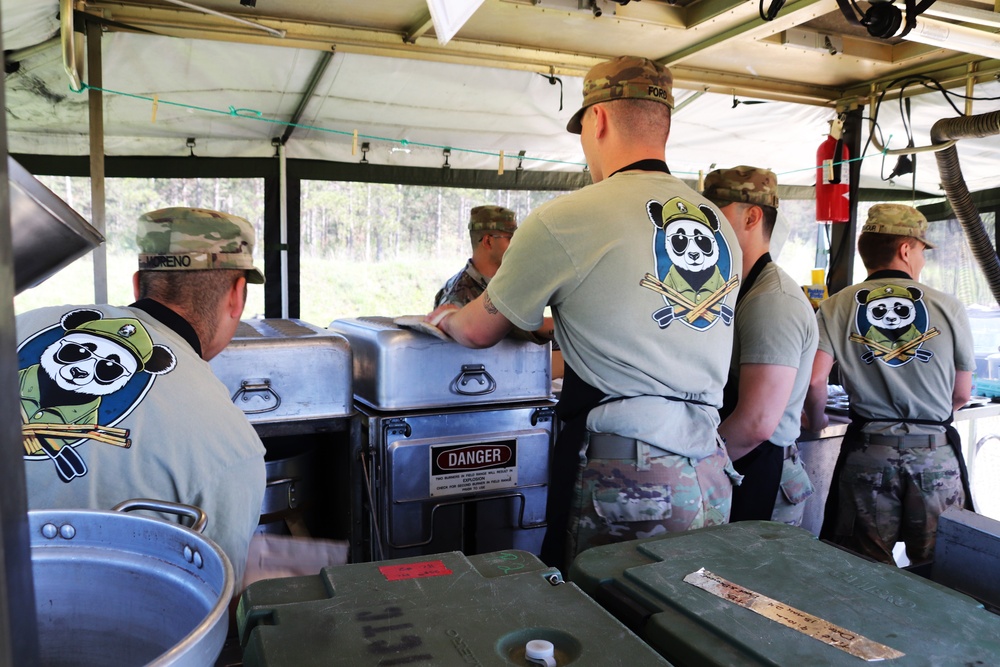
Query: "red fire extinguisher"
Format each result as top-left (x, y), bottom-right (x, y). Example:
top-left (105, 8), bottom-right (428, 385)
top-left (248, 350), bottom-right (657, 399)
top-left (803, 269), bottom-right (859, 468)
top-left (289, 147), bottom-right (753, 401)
top-left (816, 134), bottom-right (850, 223)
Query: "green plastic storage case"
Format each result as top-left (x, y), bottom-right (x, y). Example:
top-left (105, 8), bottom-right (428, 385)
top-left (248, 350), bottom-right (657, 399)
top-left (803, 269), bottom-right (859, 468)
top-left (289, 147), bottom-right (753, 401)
top-left (569, 521), bottom-right (1000, 666)
top-left (238, 549), bottom-right (672, 666)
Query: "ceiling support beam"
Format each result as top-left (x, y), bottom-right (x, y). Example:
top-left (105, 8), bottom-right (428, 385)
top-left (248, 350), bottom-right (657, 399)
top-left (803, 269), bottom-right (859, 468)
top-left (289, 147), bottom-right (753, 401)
top-left (838, 55), bottom-right (1000, 104)
top-left (280, 51), bottom-right (334, 145)
top-left (85, 0), bottom-right (989, 108)
top-left (671, 65), bottom-right (842, 105)
top-left (87, 1), bottom-right (844, 105)
top-left (661, 0), bottom-right (840, 65)
top-left (404, 12), bottom-right (435, 44)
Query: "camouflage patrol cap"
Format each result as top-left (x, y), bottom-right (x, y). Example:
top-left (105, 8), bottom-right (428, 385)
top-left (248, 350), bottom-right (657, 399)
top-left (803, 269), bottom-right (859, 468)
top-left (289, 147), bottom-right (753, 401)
top-left (71, 317), bottom-right (154, 369)
top-left (468, 205), bottom-right (517, 234)
top-left (137, 207), bottom-right (265, 283)
top-left (566, 55), bottom-right (674, 134)
top-left (703, 165), bottom-right (780, 209)
top-left (861, 203), bottom-right (936, 249)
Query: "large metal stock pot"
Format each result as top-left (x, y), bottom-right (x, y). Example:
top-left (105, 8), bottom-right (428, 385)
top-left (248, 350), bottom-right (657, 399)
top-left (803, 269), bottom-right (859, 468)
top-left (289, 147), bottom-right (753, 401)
top-left (30, 499), bottom-right (234, 667)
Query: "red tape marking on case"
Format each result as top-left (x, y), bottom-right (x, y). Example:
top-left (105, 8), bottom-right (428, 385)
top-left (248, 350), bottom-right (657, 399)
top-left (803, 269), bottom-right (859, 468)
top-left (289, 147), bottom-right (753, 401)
top-left (379, 560), bottom-right (454, 581)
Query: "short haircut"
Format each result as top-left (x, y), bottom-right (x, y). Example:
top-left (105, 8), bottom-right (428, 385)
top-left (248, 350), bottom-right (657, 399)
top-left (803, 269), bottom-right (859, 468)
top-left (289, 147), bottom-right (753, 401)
top-left (857, 232), bottom-right (915, 271)
top-left (137, 269), bottom-right (245, 343)
top-left (469, 229), bottom-right (487, 251)
top-left (733, 202), bottom-right (778, 241)
top-left (603, 98), bottom-right (671, 146)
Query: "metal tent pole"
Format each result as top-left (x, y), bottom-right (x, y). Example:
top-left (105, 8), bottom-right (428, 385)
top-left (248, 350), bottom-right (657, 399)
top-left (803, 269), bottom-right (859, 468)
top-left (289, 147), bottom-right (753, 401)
top-left (0, 1), bottom-right (41, 660)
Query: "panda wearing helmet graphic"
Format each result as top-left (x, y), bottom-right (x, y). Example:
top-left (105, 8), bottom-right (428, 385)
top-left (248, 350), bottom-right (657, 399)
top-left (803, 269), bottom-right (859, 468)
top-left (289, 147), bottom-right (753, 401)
top-left (642, 196), bottom-right (738, 330)
top-left (853, 284), bottom-right (937, 366)
top-left (19, 308), bottom-right (176, 482)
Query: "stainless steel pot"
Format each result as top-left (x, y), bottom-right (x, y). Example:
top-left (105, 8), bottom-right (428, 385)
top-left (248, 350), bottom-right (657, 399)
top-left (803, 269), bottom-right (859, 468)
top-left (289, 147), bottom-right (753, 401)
top-left (30, 499), bottom-right (234, 667)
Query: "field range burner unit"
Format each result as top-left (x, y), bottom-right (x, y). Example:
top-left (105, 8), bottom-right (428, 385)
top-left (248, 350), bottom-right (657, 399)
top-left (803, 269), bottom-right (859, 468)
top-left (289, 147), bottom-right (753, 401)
top-left (330, 316), bottom-right (556, 562)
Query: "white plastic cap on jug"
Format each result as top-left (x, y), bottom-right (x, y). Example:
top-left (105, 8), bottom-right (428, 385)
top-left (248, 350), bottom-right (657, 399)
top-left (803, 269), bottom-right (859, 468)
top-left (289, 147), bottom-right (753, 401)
top-left (525, 639), bottom-right (556, 667)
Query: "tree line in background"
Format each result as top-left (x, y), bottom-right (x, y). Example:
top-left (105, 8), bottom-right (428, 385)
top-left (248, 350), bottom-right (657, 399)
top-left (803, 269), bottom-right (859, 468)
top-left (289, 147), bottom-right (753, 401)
top-left (299, 180), bottom-right (567, 261)
top-left (35, 175), bottom-right (998, 308)
top-left (39, 175), bottom-right (567, 262)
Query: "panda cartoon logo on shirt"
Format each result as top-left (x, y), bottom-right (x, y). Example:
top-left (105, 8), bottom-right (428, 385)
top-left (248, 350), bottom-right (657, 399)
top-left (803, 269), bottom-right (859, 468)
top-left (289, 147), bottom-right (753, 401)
top-left (852, 284), bottom-right (938, 367)
top-left (641, 196), bottom-right (738, 330)
top-left (18, 308), bottom-right (176, 482)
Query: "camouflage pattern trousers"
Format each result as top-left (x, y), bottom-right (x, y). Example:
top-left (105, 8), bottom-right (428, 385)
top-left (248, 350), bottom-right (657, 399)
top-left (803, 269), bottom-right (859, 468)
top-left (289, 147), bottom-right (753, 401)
top-left (834, 441), bottom-right (965, 565)
top-left (566, 437), bottom-right (737, 563)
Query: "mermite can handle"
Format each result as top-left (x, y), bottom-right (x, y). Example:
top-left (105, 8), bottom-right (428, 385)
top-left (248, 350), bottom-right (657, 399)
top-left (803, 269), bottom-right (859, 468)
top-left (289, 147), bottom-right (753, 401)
top-left (451, 364), bottom-right (497, 395)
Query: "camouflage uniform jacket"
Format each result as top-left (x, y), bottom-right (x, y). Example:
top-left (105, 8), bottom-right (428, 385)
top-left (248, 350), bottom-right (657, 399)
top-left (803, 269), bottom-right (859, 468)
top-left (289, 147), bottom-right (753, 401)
top-left (435, 259), bottom-right (488, 308)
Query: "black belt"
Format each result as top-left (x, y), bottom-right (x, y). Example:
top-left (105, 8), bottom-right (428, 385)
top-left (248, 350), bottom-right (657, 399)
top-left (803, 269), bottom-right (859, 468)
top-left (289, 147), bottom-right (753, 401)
top-left (862, 433), bottom-right (947, 448)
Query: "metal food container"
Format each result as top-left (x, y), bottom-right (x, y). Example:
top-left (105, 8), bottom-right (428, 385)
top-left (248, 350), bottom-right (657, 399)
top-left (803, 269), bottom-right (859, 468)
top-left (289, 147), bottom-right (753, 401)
top-left (352, 401), bottom-right (555, 562)
top-left (210, 319), bottom-right (352, 432)
top-left (329, 316), bottom-right (551, 410)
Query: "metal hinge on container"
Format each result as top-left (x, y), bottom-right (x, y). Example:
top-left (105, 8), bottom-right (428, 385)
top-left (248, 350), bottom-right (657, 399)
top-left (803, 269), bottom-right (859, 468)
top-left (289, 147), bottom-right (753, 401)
top-left (383, 417), bottom-right (411, 438)
top-left (531, 406), bottom-right (555, 426)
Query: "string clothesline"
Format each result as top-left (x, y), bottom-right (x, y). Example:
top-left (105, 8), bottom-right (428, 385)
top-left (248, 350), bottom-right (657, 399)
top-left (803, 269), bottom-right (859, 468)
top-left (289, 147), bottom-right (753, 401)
top-left (71, 81), bottom-right (886, 177)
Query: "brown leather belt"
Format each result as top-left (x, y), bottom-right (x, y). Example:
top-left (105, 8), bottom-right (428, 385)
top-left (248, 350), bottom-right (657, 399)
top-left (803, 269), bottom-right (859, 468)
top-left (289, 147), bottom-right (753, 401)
top-left (862, 433), bottom-right (947, 448)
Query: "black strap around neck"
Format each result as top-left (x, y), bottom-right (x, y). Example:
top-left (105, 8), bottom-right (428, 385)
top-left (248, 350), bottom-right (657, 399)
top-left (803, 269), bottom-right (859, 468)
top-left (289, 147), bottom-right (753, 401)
top-left (608, 159), bottom-right (670, 179)
top-left (130, 298), bottom-right (203, 358)
top-left (737, 253), bottom-right (772, 302)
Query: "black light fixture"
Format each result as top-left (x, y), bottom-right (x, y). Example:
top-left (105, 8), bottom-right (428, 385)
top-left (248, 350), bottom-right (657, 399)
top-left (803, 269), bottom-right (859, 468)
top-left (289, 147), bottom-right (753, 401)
top-left (835, 0), bottom-right (936, 39)
top-left (240, 0), bottom-right (257, 7)
top-left (360, 142), bottom-right (370, 165)
top-left (442, 148), bottom-right (451, 169)
top-left (186, 137), bottom-right (197, 157)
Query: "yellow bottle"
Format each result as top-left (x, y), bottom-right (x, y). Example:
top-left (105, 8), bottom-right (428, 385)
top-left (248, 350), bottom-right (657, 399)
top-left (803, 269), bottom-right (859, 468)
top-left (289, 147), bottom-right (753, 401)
top-left (804, 269), bottom-right (828, 310)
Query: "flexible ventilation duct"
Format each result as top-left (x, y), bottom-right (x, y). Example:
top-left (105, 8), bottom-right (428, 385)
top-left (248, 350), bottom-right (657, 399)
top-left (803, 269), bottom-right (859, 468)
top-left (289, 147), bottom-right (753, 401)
top-left (931, 111), bottom-right (1000, 305)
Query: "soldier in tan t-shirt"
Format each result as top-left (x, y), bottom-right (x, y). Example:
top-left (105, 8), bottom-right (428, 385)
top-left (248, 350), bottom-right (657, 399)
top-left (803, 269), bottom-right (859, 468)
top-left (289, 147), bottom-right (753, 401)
top-left (802, 204), bottom-right (974, 565)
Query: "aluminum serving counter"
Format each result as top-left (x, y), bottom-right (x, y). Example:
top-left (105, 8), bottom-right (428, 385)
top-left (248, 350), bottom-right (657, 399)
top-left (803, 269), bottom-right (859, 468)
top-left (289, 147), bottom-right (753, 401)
top-left (329, 316), bottom-right (555, 563)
